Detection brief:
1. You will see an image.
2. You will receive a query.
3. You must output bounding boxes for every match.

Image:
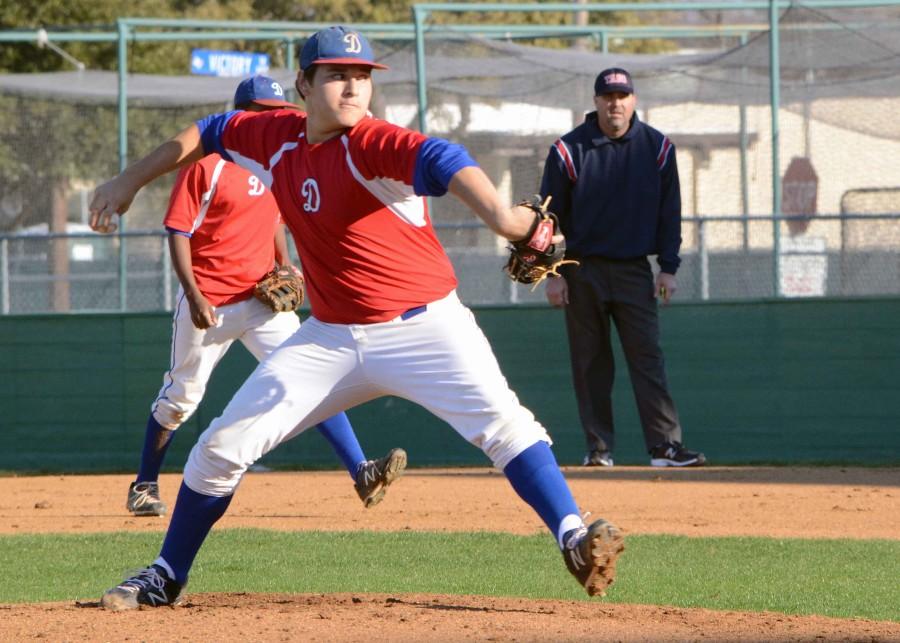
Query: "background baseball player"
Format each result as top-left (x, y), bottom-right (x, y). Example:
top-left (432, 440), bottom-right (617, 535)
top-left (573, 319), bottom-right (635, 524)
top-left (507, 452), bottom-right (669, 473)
top-left (127, 75), bottom-right (406, 518)
top-left (89, 27), bottom-right (623, 610)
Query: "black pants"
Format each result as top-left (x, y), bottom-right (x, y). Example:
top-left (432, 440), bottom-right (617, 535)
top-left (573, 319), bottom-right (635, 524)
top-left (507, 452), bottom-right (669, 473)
top-left (563, 256), bottom-right (681, 453)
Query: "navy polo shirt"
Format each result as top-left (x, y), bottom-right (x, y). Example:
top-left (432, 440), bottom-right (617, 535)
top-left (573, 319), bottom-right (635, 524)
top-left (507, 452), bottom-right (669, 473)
top-left (540, 112), bottom-right (682, 274)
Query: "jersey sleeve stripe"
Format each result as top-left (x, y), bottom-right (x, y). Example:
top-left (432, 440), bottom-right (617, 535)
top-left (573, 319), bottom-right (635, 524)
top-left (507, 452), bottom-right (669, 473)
top-left (341, 135), bottom-right (427, 227)
top-left (657, 137), bottom-right (673, 170)
top-left (190, 158), bottom-right (226, 234)
top-left (224, 134), bottom-right (303, 190)
top-left (554, 139), bottom-right (577, 182)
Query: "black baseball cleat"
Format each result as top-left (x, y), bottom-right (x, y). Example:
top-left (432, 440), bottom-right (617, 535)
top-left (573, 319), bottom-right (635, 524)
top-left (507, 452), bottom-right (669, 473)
top-left (101, 564), bottom-right (184, 611)
top-left (649, 441), bottom-right (707, 467)
top-left (126, 481), bottom-right (168, 517)
top-left (562, 518), bottom-right (625, 597)
top-left (354, 448), bottom-right (407, 508)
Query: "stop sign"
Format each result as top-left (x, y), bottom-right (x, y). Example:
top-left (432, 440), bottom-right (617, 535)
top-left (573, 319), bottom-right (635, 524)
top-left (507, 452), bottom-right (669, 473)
top-left (782, 157), bottom-right (818, 235)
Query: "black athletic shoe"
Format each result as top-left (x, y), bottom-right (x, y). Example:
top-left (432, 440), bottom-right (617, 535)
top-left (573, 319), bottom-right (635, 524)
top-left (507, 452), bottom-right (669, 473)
top-left (126, 481), bottom-right (167, 517)
top-left (354, 448), bottom-right (407, 508)
top-left (562, 518), bottom-right (625, 597)
top-left (649, 441), bottom-right (707, 467)
top-left (582, 450), bottom-right (614, 467)
top-left (100, 564), bottom-right (184, 611)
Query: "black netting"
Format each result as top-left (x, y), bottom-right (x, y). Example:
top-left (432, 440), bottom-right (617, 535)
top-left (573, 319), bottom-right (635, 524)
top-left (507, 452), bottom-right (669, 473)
top-left (1, 8), bottom-right (899, 312)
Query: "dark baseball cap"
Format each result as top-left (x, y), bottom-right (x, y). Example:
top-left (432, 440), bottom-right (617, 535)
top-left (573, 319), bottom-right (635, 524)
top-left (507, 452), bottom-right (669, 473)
top-left (233, 75), bottom-right (298, 110)
top-left (299, 26), bottom-right (388, 71)
top-left (594, 68), bottom-right (634, 95)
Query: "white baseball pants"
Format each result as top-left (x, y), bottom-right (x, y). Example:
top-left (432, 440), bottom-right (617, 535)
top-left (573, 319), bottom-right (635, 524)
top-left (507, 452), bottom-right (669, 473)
top-left (184, 291), bottom-right (551, 496)
top-left (152, 289), bottom-right (300, 430)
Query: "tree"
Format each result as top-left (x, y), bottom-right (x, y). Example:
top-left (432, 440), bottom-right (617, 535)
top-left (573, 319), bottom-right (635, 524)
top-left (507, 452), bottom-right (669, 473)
top-left (0, 0), bottom-right (265, 73)
top-left (252, 0), bottom-right (674, 53)
top-left (1, 0), bottom-right (673, 75)
top-left (0, 0), bottom-right (169, 72)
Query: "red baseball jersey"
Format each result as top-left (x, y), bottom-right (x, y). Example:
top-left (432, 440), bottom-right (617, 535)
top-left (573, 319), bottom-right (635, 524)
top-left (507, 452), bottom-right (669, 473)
top-left (213, 110), bottom-right (458, 324)
top-left (163, 154), bottom-right (280, 307)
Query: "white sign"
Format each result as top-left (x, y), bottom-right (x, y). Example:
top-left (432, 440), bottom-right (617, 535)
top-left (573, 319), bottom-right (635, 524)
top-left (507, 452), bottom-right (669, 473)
top-left (779, 235), bottom-right (827, 297)
top-left (190, 49), bottom-right (270, 77)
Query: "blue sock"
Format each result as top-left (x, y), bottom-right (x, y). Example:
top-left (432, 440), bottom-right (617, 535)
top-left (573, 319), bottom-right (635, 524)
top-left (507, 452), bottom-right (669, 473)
top-left (503, 441), bottom-right (580, 539)
top-left (315, 412), bottom-right (366, 478)
top-left (159, 482), bottom-right (233, 584)
top-left (136, 414), bottom-right (176, 482)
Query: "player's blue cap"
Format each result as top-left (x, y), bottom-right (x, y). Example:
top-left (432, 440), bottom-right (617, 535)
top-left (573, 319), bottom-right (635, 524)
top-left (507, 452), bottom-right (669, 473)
top-left (299, 26), bottom-right (388, 72)
top-left (594, 67), bottom-right (634, 95)
top-left (233, 75), bottom-right (298, 110)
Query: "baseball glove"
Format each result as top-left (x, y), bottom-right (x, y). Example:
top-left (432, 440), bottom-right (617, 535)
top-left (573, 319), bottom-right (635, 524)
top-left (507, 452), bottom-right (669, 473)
top-left (504, 195), bottom-right (578, 289)
top-left (253, 265), bottom-right (305, 313)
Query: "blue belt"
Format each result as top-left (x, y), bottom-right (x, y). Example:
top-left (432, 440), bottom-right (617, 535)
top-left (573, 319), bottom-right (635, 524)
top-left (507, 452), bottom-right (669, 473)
top-left (400, 304), bottom-right (427, 320)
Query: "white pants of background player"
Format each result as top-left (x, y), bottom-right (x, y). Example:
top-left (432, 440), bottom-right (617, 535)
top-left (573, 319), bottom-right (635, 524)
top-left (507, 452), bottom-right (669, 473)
top-left (184, 290), bottom-right (551, 496)
top-left (152, 288), bottom-right (300, 430)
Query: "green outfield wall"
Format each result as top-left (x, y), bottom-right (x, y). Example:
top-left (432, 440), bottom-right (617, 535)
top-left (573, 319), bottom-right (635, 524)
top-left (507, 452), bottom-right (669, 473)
top-left (2, 298), bottom-right (898, 473)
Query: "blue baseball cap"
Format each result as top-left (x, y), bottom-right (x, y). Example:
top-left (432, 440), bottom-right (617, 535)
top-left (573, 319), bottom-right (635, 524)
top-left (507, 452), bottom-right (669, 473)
top-left (233, 75), bottom-right (298, 110)
top-left (594, 67), bottom-right (634, 95)
top-left (299, 26), bottom-right (388, 71)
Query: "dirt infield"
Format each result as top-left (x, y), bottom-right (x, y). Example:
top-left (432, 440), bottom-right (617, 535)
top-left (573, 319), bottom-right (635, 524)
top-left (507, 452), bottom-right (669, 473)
top-left (2, 467), bottom-right (899, 641)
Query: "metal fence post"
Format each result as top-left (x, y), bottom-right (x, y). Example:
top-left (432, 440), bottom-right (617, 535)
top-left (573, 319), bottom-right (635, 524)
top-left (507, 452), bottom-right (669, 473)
top-left (162, 236), bottom-right (173, 311)
top-left (699, 218), bottom-right (709, 300)
top-left (0, 238), bottom-right (9, 314)
top-left (285, 39), bottom-right (295, 71)
top-left (768, 0), bottom-right (782, 297)
top-left (117, 19), bottom-right (130, 311)
top-left (739, 32), bottom-right (750, 250)
top-left (413, 6), bottom-right (429, 134)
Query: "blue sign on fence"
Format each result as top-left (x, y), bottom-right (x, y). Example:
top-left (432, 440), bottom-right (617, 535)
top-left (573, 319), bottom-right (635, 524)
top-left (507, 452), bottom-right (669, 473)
top-left (190, 49), bottom-right (270, 77)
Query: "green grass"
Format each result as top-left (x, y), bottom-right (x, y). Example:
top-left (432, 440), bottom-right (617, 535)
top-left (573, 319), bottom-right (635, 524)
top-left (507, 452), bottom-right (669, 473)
top-left (2, 530), bottom-right (898, 622)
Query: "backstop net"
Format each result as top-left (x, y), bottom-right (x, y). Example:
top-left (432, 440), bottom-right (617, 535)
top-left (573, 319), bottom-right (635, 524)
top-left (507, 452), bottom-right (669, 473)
top-left (0, 5), bottom-right (898, 313)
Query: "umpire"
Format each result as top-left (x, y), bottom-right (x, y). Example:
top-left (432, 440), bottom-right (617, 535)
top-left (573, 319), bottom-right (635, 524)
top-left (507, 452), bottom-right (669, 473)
top-left (540, 67), bottom-right (705, 468)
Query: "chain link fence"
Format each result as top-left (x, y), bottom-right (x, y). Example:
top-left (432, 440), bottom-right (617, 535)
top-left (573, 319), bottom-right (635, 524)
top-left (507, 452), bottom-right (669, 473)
top-left (1, 5), bottom-right (898, 314)
top-left (2, 212), bottom-right (898, 314)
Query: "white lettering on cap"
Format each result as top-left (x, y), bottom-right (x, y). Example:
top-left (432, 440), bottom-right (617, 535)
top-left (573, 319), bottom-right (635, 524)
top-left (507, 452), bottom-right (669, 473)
top-left (343, 32), bottom-right (362, 54)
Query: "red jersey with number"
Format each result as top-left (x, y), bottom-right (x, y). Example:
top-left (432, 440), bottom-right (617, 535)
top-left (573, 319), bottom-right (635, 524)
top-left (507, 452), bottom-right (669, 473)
top-left (214, 110), bottom-right (458, 324)
top-left (163, 154), bottom-right (280, 307)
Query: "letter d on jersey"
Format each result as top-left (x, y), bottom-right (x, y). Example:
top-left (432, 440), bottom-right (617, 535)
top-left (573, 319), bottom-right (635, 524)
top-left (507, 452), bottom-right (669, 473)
top-left (301, 178), bottom-right (320, 212)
